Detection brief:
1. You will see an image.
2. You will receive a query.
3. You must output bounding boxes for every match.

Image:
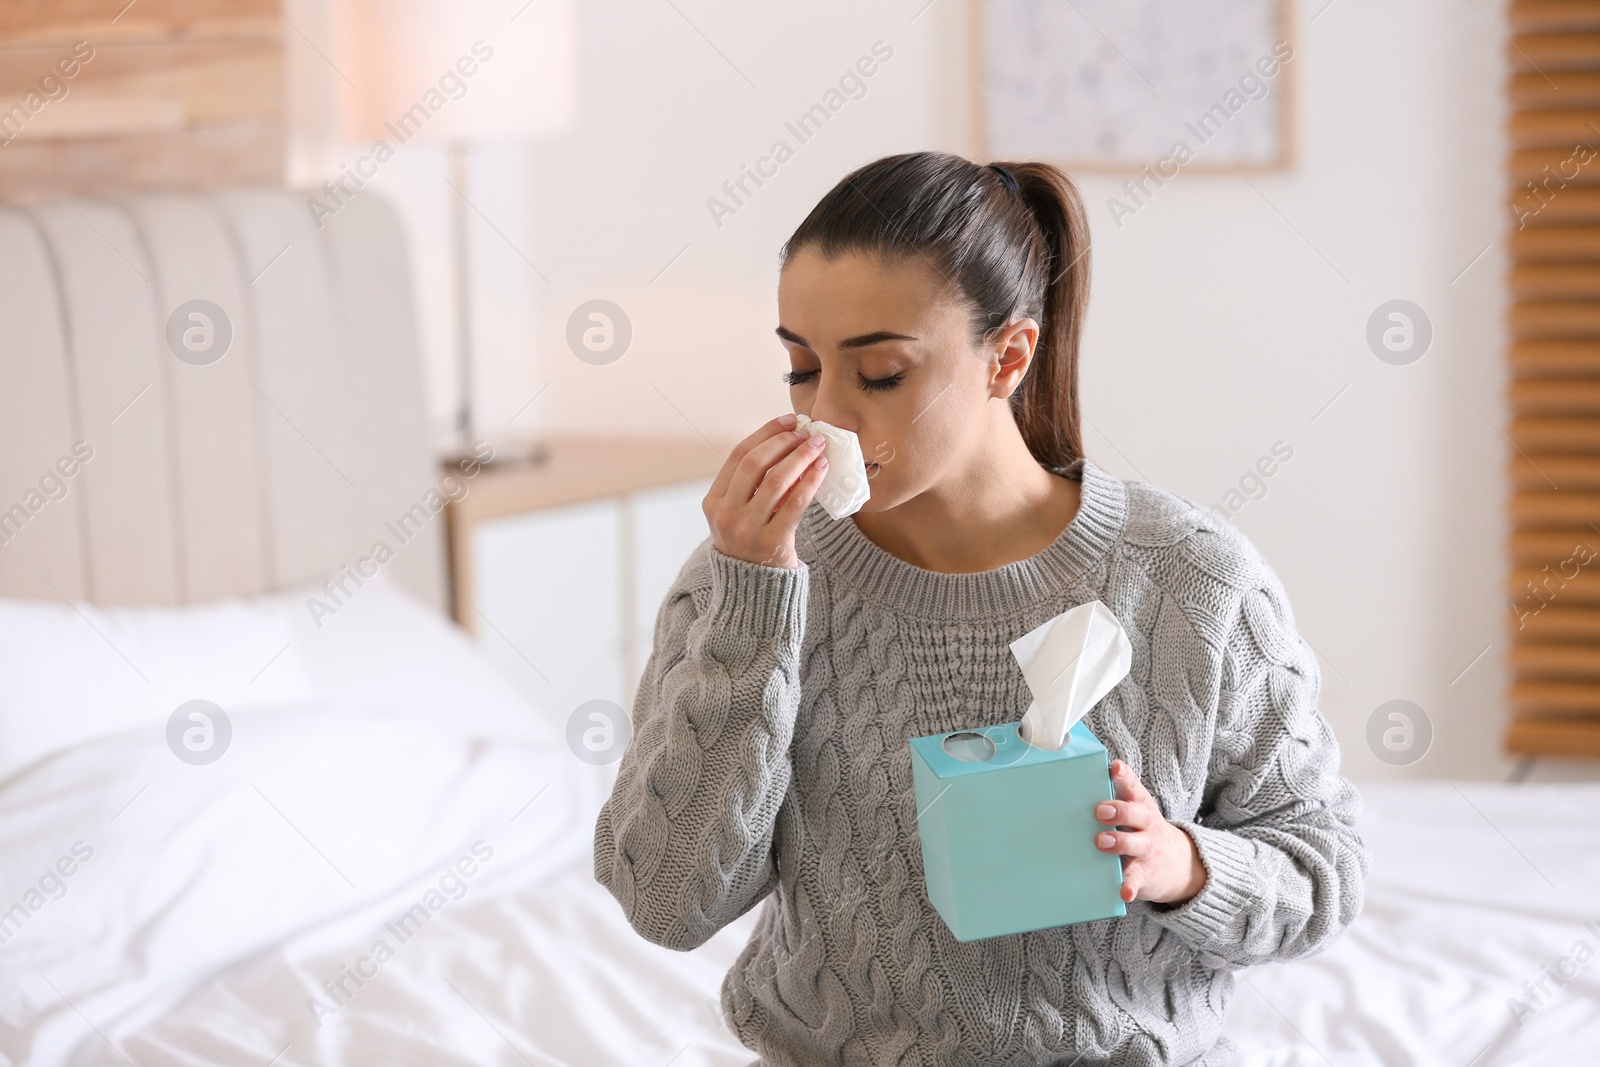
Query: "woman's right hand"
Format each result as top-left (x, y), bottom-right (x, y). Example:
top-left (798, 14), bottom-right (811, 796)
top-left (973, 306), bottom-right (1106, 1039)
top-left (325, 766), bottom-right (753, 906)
top-left (703, 413), bottom-right (828, 569)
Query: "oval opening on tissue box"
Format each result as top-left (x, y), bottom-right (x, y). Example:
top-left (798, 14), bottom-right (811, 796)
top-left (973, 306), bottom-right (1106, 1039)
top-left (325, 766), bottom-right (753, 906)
top-left (941, 731), bottom-right (996, 763)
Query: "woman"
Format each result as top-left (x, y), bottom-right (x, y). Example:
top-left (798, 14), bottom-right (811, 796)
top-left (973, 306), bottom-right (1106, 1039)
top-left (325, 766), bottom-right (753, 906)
top-left (594, 150), bottom-right (1368, 1066)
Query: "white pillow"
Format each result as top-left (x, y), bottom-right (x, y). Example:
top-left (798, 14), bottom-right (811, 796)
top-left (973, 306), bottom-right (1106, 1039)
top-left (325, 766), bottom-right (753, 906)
top-left (0, 571), bottom-right (551, 783)
top-left (0, 592), bottom-right (319, 781)
top-left (279, 568), bottom-right (555, 746)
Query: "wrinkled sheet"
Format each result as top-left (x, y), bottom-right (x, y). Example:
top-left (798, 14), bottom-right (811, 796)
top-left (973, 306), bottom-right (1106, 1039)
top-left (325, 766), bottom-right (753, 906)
top-left (4, 715), bottom-right (1598, 1066)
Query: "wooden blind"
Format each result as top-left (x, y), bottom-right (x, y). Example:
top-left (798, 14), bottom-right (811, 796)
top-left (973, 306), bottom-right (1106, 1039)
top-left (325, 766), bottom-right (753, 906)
top-left (0, 0), bottom-right (283, 200)
top-left (1506, 0), bottom-right (1600, 757)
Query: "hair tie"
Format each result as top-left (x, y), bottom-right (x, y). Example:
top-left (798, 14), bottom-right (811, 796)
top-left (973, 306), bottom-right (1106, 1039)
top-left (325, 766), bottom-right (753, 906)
top-left (987, 162), bottom-right (1020, 196)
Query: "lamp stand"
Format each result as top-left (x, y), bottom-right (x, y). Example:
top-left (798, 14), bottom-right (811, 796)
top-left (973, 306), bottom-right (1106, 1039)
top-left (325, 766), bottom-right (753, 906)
top-left (441, 140), bottom-right (547, 470)
top-left (450, 140), bottom-right (474, 456)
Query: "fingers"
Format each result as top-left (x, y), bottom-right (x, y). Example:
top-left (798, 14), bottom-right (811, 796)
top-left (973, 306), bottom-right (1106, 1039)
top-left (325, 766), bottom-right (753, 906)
top-left (702, 413), bottom-right (831, 569)
top-left (1118, 864), bottom-right (1140, 903)
top-left (1095, 828), bottom-right (1154, 858)
top-left (1109, 759), bottom-right (1153, 806)
top-left (749, 430), bottom-right (827, 516)
top-left (772, 447), bottom-right (828, 522)
top-left (730, 428), bottom-right (820, 509)
top-left (707, 413), bottom-right (796, 502)
top-left (1095, 799), bottom-right (1154, 831)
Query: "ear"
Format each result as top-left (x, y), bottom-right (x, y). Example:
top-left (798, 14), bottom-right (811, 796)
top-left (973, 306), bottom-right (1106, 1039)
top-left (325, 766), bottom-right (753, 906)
top-left (986, 317), bottom-right (1040, 400)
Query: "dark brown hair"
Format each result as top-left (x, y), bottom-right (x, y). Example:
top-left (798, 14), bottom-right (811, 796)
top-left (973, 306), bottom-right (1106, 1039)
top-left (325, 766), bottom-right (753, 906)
top-left (779, 150), bottom-right (1091, 470)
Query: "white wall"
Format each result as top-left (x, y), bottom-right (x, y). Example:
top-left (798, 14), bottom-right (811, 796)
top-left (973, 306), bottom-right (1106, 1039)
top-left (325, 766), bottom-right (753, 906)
top-left (293, 0), bottom-right (1597, 782)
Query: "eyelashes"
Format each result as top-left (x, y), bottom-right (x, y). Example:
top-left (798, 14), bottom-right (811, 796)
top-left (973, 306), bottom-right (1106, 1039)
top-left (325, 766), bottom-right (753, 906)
top-left (859, 373), bottom-right (904, 392)
top-left (782, 369), bottom-right (904, 392)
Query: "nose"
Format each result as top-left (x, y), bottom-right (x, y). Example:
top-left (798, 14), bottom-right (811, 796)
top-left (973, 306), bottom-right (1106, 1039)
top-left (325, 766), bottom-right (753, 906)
top-left (808, 374), bottom-right (859, 434)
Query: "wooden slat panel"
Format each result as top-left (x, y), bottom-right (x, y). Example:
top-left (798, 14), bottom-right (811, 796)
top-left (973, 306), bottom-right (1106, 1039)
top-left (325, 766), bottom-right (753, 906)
top-left (1511, 301), bottom-right (1600, 336)
top-left (1509, 563), bottom-right (1600, 602)
top-left (1507, 12), bottom-right (1600, 762)
top-left (1511, 678), bottom-right (1600, 714)
top-left (1511, 455), bottom-right (1600, 490)
top-left (1510, 378), bottom-right (1600, 413)
top-left (1511, 528), bottom-right (1600, 561)
top-left (1510, 147), bottom-right (1600, 184)
top-left (1511, 109), bottom-right (1600, 147)
top-left (1511, 225), bottom-right (1600, 260)
top-left (1510, 492), bottom-right (1600, 524)
top-left (1508, 604), bottom-right (1600, 640)
top-left (1510, 339), bottom-right (1600, 374)
top-left (1511, 643), bottom-right (1600, 675)
top-left (1505, 714), bottom-right (1600, 756)
top-left (1512, 263), bottom-right (1600, 298)
top-left (1512, 414), bottom-right (1600, 448)
top-left (1510, 1), bottom-right (1600, 34)
top-left (1506, 184), bottom-right (1600, 223)
top-left (1510, 33), bottom-right (1600, 71)
top-left (1511, 69), bottom-right (1600, 107)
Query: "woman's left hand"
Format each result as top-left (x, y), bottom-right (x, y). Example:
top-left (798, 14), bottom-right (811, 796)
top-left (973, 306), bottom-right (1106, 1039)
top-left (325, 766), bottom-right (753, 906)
top-left (1094, 759), bottom-right (1207, 905)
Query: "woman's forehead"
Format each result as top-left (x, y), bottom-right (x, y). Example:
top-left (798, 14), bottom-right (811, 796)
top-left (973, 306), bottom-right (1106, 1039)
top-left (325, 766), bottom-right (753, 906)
top-left (779, 249), bottom-right (961, 335)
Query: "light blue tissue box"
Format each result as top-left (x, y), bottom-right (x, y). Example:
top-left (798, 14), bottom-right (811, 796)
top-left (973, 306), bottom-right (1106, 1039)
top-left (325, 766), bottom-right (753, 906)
top-left (909, 720), bottom-right (1126, 941)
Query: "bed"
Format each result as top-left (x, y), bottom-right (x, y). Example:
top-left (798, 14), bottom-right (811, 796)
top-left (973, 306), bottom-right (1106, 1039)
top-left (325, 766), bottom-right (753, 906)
top-left (2, 190), bottom-right (1597, 1067)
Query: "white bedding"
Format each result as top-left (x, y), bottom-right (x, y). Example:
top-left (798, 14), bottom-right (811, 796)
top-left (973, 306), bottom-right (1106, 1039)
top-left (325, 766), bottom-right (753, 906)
top-left (3, 596), bottom-right (1599, 1066)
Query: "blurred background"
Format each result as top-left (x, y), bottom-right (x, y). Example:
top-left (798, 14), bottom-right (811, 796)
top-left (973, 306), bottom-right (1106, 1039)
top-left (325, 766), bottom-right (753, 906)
top-left (1, 0), bottom-right (1592, 780)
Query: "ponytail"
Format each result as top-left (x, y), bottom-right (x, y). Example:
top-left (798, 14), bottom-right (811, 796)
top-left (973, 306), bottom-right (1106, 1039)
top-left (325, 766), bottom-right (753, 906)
top-left (781, 151), bottom-right (1092, 471)
top-left (1004, 162), bottom-right (1090, 470)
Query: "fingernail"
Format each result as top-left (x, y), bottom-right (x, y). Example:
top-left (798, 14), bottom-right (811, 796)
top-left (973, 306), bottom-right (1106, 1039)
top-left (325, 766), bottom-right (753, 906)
top-left (780, 413), bottom-right (796, 426)
top-left (1097, 804), bottom-right (1116, 822)
top-left (809, 433), bottom-right (825, 446)
top-left (1097, 833), bottom-right (1115, 849)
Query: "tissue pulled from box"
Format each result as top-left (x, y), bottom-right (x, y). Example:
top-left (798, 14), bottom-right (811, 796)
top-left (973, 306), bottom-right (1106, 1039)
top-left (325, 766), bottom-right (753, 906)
top-left (792, 413), bottom-right (871, 519)
top-left (1013, 601), bottom-right (1132, 751)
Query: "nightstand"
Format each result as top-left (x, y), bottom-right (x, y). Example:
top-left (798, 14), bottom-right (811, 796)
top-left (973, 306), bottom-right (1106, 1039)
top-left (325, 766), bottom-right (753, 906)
top-left (442, 436), bottom-right (732, 725)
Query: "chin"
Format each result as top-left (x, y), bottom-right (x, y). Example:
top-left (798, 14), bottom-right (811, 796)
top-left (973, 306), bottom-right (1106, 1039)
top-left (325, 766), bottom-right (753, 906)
top-left (856, 472), bottom-right (892, 512)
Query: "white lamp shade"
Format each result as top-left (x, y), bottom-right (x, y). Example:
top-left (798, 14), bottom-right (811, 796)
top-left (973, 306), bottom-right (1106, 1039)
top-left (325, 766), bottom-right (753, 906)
top-left (334, 0), bottom-right (577, 143)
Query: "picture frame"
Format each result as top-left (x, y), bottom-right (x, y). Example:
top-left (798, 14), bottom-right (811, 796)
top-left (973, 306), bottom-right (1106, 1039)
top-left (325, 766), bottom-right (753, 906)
top-left (971, 0), bottom-right (1297, 173)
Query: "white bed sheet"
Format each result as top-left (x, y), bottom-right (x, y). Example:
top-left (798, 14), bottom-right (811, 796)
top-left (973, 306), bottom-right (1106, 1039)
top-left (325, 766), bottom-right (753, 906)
top-left (5, 707), bottom-right (1600, 1065)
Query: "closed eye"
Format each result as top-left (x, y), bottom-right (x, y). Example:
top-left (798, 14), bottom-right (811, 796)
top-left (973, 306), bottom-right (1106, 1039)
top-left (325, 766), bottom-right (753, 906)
top-left (782, 369), bottom-right (904, 392)
top-left (859, 372), bottom-right (904, 392)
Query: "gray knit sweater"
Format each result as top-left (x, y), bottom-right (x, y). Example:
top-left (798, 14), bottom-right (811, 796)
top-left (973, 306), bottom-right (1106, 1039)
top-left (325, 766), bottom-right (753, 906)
top-left (594, 455), bottom-right (1368, 1066)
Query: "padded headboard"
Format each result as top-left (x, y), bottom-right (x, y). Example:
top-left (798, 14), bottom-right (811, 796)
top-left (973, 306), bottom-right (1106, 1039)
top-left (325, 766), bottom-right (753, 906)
top-left (0, 189), bottom-right (446, 612)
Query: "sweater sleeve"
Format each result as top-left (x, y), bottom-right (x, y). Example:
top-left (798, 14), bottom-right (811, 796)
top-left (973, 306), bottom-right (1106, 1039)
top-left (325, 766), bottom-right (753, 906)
top-left (1145, 567), bottom-right (1370, 968)
top-left (593, 537), bottom-right (808, 951)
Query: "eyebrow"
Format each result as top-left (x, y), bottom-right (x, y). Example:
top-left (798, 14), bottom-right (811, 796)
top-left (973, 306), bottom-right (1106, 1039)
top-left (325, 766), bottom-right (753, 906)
top-left (775, 325), bottom-right (918, 350)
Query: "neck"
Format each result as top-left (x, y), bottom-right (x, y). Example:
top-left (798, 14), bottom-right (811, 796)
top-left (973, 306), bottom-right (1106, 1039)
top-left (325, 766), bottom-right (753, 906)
top-left (851, 402), bottom-right (1080, 574)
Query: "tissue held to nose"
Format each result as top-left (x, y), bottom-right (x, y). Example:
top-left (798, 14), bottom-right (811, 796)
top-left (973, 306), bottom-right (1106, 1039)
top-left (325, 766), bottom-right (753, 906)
top-left (792, 413), bottom-right (871, 519)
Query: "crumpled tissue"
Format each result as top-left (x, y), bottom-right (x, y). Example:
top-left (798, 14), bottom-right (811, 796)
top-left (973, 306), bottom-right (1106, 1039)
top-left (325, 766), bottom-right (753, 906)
top-left (1013, 600), bottom-right (1132, 750)
top-left (792, 413), bottom-right (871, 519)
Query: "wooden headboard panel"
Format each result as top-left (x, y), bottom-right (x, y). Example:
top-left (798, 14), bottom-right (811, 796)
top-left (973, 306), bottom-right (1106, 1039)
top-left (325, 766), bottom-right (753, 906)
top-left (0, 188), bottom-right (446, 612)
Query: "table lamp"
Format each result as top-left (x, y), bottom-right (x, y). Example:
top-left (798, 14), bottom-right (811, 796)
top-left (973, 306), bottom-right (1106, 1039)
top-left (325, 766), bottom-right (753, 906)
top-left (334, 0), bottom-right (577, 464)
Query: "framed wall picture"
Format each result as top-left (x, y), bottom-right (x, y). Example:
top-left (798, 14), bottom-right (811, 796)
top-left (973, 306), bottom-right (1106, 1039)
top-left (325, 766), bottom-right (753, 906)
top-left (973, 0), bottom-right (1296, 172)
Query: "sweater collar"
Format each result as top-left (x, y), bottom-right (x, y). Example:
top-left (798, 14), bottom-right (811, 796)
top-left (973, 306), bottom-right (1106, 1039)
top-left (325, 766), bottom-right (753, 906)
top-left (797, 455), bottom-right (1128, 622)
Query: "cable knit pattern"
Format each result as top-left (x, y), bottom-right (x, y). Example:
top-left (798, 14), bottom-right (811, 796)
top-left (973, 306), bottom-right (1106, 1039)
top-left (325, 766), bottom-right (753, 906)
top-left (593, 455), bottom-right (1369, 1067)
